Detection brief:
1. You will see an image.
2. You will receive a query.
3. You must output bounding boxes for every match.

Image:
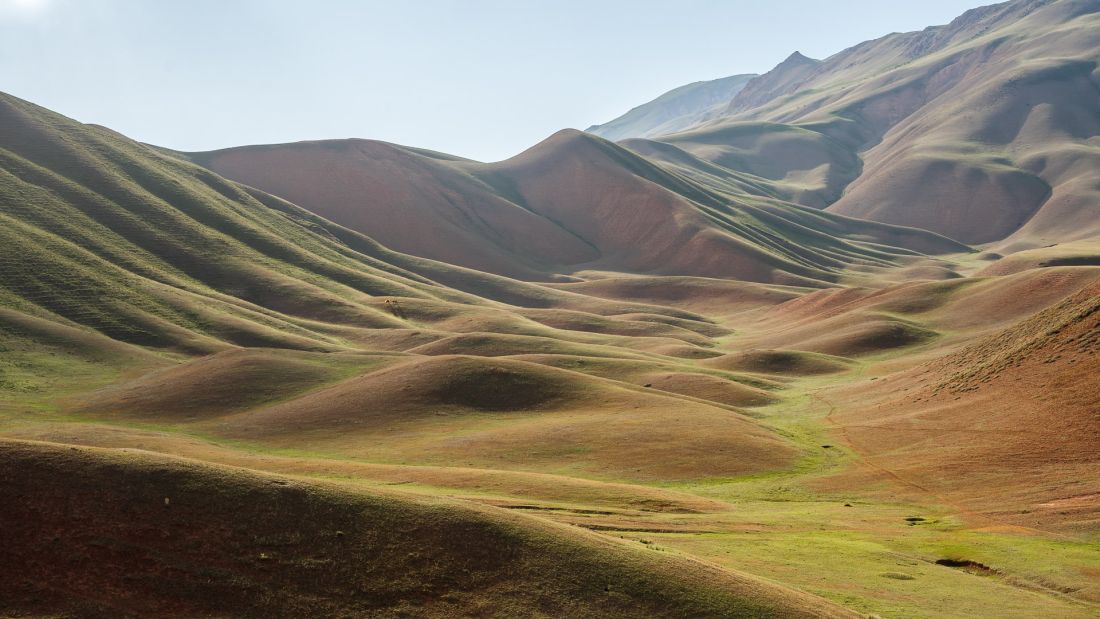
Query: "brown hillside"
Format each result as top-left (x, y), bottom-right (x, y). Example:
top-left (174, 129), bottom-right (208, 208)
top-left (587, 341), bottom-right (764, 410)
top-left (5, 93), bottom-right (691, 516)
top-left (73, 348), bottom-right (384, 421)
top-left (192, 140), bottom-right (595, 280)
top-left (651, 0), bottom-right (1100, 246)
top-left (824, 280), bottom-right (1100, 531)
top-left (207, 355), bottom-right (797, 481)
top-left (193, 129), bottom-right (966, 285)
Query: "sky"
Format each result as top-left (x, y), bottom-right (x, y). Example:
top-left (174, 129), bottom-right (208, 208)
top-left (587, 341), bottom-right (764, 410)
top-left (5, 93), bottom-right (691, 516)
top-left (1, 0), bottom-right (989, 161)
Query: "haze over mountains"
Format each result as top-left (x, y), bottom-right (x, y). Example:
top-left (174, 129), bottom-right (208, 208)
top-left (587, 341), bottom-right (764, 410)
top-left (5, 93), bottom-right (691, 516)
top-left (585, 74), bottom-right (758, 141)
top-left (592, 0), bottom-right (1100, 246)
top-left (2, 1), bottom-right (1099, 617)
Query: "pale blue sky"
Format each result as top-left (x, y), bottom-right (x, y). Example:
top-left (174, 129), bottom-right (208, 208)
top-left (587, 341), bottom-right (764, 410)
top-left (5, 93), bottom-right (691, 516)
top-left (1, 0), bottom-right (988, 161)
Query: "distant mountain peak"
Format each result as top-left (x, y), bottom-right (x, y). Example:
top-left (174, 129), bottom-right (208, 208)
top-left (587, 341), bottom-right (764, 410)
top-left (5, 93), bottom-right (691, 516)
top-left (782, 50), bottom-right (818, 64)
top-left (586, 73), bottom-right (757, 141)
top-left (721, 50), bottom-right (824, 114)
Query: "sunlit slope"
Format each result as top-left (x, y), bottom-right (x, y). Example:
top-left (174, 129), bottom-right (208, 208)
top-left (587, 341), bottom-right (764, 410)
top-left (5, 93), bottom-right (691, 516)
top-left (0, 92), bottom-right (449, 353)
top-left (681, 255), bottom-right (1100, 533)
top-left (0, 92), bottom-right (731, 356)
top-left (75, 353), bottom-right (797, 482)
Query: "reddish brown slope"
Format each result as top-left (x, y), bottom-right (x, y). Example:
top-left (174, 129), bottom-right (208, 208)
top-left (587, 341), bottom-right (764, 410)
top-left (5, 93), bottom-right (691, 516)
top-left (192, 130), bottom-right (965, 285)
top-left (825, 280), bottom-right (1100, 532)
top-left (191, 139), bottom-right (596, 280)
top-left (484, 129), bottom-right (829, 283)
top-left (660, 0), bottom-right (1100, 246)
top-left (818, 0), bottom-right (1098, 245)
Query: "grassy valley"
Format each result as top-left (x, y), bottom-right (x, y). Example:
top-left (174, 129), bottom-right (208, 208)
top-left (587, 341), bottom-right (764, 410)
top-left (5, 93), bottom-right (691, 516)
top-left (2, 1), bottom-right (1099, 616)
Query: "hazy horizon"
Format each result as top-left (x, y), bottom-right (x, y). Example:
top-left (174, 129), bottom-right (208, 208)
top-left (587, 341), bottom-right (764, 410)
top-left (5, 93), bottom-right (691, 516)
top-left (2, 0), bottom-right (989, 161)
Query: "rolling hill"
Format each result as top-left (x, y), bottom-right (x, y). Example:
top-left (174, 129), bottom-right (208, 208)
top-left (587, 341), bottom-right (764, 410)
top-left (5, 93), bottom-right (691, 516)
top-left (2, 2), bottom-right (1100, 615)
top-left (190, 129), bottom-right (966, 286)
top-left (824, 276), bottom-right (1100, 532)
top-left (0, 89), bottom-right (864, 615)
top-left (0, 439), bottom-right (854, 618)
top-left (0, 91), bottom-right (812, 483)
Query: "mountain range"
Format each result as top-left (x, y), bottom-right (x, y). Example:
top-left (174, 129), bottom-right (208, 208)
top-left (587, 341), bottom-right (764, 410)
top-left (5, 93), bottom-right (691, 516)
top-left (590, 0), bottom-right (1100, 246)
top-left (1, 1), bottom-right (1098, 617)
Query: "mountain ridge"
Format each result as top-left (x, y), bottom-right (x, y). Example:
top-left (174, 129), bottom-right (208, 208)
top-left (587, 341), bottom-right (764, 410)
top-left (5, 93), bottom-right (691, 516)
top-left (191, 126), bottom-right (967, 287)
top-left (586, 73), bottom-right (757, 141)
top-left (592, 0), bottom-right (1099, 247)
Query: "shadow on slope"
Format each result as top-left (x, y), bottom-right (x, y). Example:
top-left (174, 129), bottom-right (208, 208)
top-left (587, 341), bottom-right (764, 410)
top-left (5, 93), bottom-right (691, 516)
top-left (206, 355), bottom-right (798, 482)
top-left (0, 440), bottom-right (854, 618)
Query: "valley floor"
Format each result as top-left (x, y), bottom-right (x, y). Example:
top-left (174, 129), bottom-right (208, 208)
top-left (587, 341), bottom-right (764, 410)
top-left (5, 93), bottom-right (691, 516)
top-left (2, 250), bottom-right (1098, 618)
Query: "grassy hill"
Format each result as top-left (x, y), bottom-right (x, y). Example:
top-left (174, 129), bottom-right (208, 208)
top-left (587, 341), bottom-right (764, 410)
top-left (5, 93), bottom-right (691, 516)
top-left (0, 439), bottom-right (855, 618)
top-left (826, 275), bottom-right (1100, 533)
top-left (0, 89), bottom-right (868, 615)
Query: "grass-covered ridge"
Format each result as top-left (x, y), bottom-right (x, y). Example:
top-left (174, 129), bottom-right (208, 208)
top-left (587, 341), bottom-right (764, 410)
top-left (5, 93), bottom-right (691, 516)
top-left (0, 439), bottom-right (855, 618)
